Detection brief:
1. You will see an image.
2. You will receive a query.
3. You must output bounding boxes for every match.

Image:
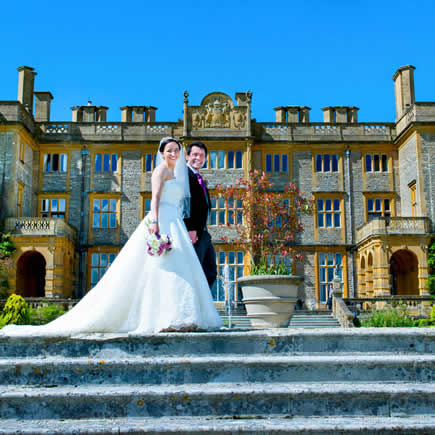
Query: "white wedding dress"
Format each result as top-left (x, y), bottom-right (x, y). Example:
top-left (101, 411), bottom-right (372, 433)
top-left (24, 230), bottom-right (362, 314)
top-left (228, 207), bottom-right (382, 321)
top-left (1, 179), bottom-right (223, 336)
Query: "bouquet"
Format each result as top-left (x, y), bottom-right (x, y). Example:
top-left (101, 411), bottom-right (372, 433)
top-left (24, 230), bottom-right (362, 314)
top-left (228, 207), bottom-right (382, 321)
top-left (144, 216), bottom-right (172, 256)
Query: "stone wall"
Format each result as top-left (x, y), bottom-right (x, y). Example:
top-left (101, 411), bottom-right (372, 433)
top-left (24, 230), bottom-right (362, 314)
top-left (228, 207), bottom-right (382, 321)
top-left (421, 133), bottom-right (435, 230)
top-left (0, 132), bottom-right (14, 220)
top-left (398, 135), bottom-right (418, 217)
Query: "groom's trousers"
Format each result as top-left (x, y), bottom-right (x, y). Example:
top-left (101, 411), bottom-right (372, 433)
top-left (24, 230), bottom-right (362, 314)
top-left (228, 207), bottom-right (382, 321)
top-left (194, 230), bottom-right (217, 289)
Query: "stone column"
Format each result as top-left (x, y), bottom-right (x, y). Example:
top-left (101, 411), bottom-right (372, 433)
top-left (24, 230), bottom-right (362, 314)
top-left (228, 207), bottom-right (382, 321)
top-left (121, 106), bottom-right (132, 122)
top-left (145, 106), bottom-right (157, 122)
top-left (322, 107), bottom-right (334, 122)
top-left (17, 66), bottom-right (37, 114)
top-left (393, 65), bottom-right (415, 120)
top-left (274, 106), bottom-right (287, 122)
top-left (34, 92), bottom-right (54, 122)
top-left (373, 244), bottom-right (391, 308)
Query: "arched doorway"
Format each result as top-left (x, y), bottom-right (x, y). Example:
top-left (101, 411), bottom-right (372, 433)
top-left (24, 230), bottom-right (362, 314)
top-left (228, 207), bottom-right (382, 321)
top-left (389, 249), bottom-right (418, 296)
top-left (16, 251), bottom-right (46, 297)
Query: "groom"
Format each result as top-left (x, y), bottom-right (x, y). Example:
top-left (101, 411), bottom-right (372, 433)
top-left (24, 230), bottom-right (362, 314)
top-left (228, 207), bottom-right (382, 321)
top-left (184, 141), bottom-right (217, 289)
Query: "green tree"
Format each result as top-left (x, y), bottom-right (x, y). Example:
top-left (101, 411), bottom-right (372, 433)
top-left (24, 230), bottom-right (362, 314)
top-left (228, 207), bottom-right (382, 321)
top-left (0, 294), bottom-right (30, 328)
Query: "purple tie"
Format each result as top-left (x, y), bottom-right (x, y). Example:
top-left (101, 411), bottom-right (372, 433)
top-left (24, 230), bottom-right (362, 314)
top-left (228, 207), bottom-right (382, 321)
top-left (195, 172), bottom-right (207, 198)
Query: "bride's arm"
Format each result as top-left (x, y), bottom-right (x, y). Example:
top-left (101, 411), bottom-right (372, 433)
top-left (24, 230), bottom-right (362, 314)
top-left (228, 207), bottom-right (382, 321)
top-left (149, 165), bottom-right (168, 234)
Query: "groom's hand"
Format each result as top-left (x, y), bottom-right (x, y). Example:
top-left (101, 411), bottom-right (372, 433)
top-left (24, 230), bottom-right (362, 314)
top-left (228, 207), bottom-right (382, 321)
top-left (188, 230), bottom-right (198, 244)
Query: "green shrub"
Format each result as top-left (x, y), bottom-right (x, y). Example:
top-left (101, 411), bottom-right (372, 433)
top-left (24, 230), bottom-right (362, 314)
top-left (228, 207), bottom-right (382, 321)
top-left (414, 304), bottom-right (435, 327)
top-left (29, 304), bottom-right (66, 325)
top-left (361, 304), bottom-right (415, 327)
top-left (0, 294), bottom-right (31, 328)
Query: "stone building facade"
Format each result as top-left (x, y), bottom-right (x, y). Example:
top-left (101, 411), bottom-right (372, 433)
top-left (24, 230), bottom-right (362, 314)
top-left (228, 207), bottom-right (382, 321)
top-left (0, 65), bottom-right (433, 310)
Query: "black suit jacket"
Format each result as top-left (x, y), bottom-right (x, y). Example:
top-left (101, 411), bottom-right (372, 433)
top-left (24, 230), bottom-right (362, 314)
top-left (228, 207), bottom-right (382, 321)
top-left (184, 167), bottom-right (211, 238)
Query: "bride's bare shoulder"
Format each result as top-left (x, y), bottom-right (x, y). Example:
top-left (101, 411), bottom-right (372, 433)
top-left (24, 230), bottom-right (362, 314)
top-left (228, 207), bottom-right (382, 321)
top-left (151, 164), bottom-right (170, 181)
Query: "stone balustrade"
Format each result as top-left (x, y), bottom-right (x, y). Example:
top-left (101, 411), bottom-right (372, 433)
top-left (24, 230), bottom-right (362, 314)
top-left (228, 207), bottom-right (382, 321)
top-left (257, 122), bottom-right (395, 142)
top-left (356, 217), bottom-right (431, 243)
top-left (396, 102), bottom-right (435, 134)
top-left (4, 217), bottom-right (77, 241)
top-left (38, 122), bottom-right (179, 142)
top-left (0, 101), bottom-right (35, 133)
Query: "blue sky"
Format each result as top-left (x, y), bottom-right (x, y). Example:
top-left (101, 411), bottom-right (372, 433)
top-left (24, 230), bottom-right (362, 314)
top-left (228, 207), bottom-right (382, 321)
top-left (1, 0), bottom-right (434, 123)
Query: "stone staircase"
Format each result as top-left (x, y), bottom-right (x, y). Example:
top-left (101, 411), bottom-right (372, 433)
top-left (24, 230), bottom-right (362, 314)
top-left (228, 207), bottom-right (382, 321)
top-left (0, 328), bottom-right (434, 434)
top-left (288, 310), bottom-right (341, 328)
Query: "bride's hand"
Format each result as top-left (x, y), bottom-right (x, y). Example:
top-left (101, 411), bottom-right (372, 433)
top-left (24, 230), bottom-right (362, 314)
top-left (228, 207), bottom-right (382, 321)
top-left (149, 222), bottom-right (159, 234)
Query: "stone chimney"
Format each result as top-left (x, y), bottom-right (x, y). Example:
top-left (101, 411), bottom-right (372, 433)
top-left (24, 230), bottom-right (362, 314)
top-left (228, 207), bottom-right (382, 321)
top-left (393, 65), bottom-right (415, 120)
top-left (322, 106), bottom-right (359, 123)
top-left (145, 106), bottom-right (157, 122)
top-left (17, 66), bottom-right (37, 114)
top-left (121, 106), bottom-right (132, 122)
top-left (72, 102), bottom-right (108, 122)
top-left (34, 92), bottom-right (53, 122)
top-left (274, 106), bottom-right (311, 123)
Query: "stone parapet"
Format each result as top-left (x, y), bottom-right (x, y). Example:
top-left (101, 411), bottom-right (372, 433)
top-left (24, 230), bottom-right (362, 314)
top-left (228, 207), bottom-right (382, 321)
top-left (356, 217), bottom-right (431, 243)
top-left (0, 101), bottom-right (35, 133)
top-left (255, 122), bottom-right (395, 142)
top-left (4, 217), bottom-right (77, 241)
top-left (37, 121), bottom-right (179, 143)
top-left (396, 102), bottom-right (435, 135)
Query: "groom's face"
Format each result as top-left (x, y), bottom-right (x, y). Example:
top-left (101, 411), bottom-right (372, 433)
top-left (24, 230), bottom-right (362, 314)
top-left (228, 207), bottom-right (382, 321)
top-left (186, 146), bottom-right (206, 171)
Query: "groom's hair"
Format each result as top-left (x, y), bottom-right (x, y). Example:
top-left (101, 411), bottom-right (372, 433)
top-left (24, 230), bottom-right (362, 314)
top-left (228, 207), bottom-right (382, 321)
top-left (187, 141), bottom-right (208, 157)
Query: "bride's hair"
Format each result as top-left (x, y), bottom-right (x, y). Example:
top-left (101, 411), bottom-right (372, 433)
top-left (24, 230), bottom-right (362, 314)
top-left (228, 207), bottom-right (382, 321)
top-left (159, 137), bottom-right (182, 153)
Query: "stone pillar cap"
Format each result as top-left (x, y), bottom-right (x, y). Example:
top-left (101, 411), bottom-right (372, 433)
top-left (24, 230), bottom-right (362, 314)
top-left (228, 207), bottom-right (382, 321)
top-left (34, 91), bottom-right (54, 100)
top-left (273, 106), bottom-right (287, 111)
top-left (17, 65), bottom-right (36, 72)
top-left (392, 65), bottom-right (416, 81)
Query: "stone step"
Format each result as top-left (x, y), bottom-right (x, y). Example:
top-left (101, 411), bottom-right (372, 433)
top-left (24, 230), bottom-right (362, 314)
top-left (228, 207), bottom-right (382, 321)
top-left (1, 329), bottom-right (433, 358)
top-left (1, 354), bottom-right (434, 386)
top-left (288, 313), bottom-right (341, 328)
top-left (2, 416), bottom-right (435, 435)
top-left (1, 382), bottom-right (434, 420)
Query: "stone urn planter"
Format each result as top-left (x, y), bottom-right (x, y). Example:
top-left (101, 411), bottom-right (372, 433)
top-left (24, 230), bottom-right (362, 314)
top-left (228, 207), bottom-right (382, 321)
top-left (238, 275), bottom-right (302, 328)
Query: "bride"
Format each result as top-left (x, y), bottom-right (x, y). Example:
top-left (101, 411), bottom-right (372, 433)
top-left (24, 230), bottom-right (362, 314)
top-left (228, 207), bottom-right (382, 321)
top-left (1, 138), bottom-right (223, 336)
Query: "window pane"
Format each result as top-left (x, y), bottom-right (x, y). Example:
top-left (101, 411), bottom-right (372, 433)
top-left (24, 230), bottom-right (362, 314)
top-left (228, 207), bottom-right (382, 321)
top-left (93, 214), bottom-right (100, 228)
top-left (219, 252), bottom-right (226, 264)
top-left (102, 199), bottom-right (109, 211)
top-left (237, 266), bottom-right (244, 278)
top-left (145, 154), bottom-right (152, 172)
top-left (103, 154), bottom-right (110, 172)
top-left (320, 268), bottom-right (326, 281)
top-left (332, 154), bottom-right (338, 172)
top-left (274, 154), bottom-right (280, 172)
top-left (318, 213), bottom-right (324, 227)
top-left (333, 199), bottom-right (340, 210)
top-left (315, 154), bottom-right (322, 172)
top-left (328, 267), bottom-right (334, 281)
top-left (51, 199), bottom-right (58, 212)
top-left (228, 251), bottom-right (235, 264)
top-left (209, 151), bottom-right (216, 169)
top-left (365, 154), bottom-right (372, 172)
top-left (59, 198), bottom-right (66, 212)
top-left (44, 154), bottom-right (50, 172)
top-left (237, 251), bottom-right (244, 264)
top-left (100, 254), bottom-right (108, 267)
top-left (210, 210), bottom-right (216, 226)
top-left (327, 253), bottom-right (334, 265)
top-left (52, 154), bottom-right (59, 171)
top-left (335, 253), bottom-right (342, 265)
top-left (93, 199), bottom-right (100, 212)
top-left (110, 213), bottom-right (117, 228)
top-left (60, 154), bottom-right (67, 172)
top-left (324, 154), bottom-right (330, 172)
top-left (334, 213), bottom-right (340, 227)
top-left (42, 199), bottom-right (49, 212)
top-left (265, 154), bottom-right (272, 172)
top-left (367, 199), bottom-right (373, 211)
top-left (317, 199), bottom-right (324, 211)
top-left (237, 210), bottom-right (243, 224)
top-left (145, 199), bottom-right (151, 213)
top-left (109, 254), bottom-right (116, 264)
top-left (326, 213), bottom-right (332, 227)
top-left (210, 197), bottom-right (217, 208)
top-left (91, 253), bottom-right (99, 266)
top-left (282, 154), bottom-right (288, 172)
top-left (236, 199), bottom-right (242, 208)
top-left (320, 284), bottom-right (327, 302)
top-left (227, 151), bottom-right (234, 169)
top-left (218, 197), bottom-right (225, 209)
top-left (236, 151), bottom-right (243, 168)
top-left (375, 199), bottom-right (381, 211)
top-left (381, 154), bottom-right (388, 172)
top-left (374, 154), bottom-right (380, 172)
top-left (319, 252), bottom-right (326, 265)
top-left (228, 197), bottom-right (234, 209)
top-left (218, 210), bottom-right (225, 224)
top-left (95, 154), bottom-right (101, 172)
top-left (218, 151), bottom-right (225, 169)
top-left (325, 199), bottom-right (332, 211)
top-left (101, 213), bottom-right (109, 227)
top-left (110, 199), bottom-right (117, 211)
top-left (91, 268), bottom-right (99, 284)
top-left (111, 154), bottom-right (118, 172)
top-left (384, 199), bottom-right (390, 211)
top-left (228, 210), bottom-right (234, 224)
